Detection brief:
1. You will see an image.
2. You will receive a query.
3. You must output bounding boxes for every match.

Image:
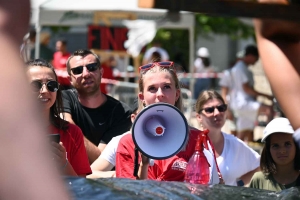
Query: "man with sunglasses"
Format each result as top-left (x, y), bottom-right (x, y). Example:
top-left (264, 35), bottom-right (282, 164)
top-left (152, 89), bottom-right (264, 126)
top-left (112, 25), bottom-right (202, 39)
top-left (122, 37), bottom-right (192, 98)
top-left (62, 49), bottom-right (132, 164)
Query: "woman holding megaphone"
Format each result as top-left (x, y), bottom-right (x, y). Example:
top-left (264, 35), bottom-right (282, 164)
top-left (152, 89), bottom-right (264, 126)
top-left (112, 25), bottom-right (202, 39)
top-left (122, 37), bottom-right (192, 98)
top-left (115, 61), bottom-right (220, 183)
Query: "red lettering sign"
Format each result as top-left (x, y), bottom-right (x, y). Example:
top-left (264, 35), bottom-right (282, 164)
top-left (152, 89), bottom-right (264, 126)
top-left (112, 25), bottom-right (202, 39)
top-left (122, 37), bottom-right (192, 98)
top-left (88, 25), bottom-right (128, 51)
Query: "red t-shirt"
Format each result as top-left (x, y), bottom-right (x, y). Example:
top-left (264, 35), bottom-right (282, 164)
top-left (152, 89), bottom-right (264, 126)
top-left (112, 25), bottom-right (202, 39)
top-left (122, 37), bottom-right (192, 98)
top-left (50, 123), bottom-right (91, 176)
top-left (100, 63), bottom-right (115, 94)
top-left (53, 51), bottom-right (71, 70)
top-left (53, 51), bottom-right (71, 86)
top-left (115, 128), bottom-right (201, 181)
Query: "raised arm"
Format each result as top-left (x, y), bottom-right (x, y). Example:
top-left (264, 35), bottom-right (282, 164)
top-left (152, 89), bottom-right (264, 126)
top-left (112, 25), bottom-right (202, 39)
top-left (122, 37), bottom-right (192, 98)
top-left (0, 0), bottom-right (70, 199)
top-left (253, 18), bottom-right (300, 130)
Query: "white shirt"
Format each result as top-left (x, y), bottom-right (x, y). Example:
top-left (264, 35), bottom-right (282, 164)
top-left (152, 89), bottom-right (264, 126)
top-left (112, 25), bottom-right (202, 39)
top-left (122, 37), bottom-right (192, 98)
top-left (227, 60), bottom-right (255, 109)
top-left (194, 57), bottom-right (214, 73)
top-left (100, 132), bottom-right (130, 166)
top-left (143, 47), bottom-right (169, 62)
top-left (219, 69), bottom-right (233, 102)
top-left (217, 132), bottom-right (260, 186)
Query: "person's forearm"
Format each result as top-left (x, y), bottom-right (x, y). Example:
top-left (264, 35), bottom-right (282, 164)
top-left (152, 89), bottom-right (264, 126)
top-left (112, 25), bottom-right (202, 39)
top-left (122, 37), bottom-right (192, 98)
top-left (87, 170), bottom-right (115, 178)
top-left (240, 167), bottom-right (260, 185)
top-left (254, 18), bottom-right (300, 129)
top-left (137, 162), bottom-right (149, 180)
top-left (243, 84), bottom-right (270, 99)
top-left (84, 137), bottom-right (101, 164)
top-left (62, 160), bottom-right (78, 177)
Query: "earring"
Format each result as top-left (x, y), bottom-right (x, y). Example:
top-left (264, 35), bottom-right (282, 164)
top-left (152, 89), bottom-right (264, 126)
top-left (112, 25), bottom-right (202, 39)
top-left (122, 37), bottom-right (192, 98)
top-left (143, 101), bottom-right (146, 107)
top-left (199, 123), bottom-right (203, 130)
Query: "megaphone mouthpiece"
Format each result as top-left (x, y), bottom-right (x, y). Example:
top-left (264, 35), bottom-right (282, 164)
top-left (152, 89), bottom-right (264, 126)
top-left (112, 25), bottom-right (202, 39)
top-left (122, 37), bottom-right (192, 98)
top-left (144, 116), bottom-right (166, 136)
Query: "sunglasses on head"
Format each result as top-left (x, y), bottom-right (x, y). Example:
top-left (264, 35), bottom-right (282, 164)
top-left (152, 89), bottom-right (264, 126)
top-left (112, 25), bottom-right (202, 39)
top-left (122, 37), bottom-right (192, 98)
top-left (139, 61), bottom-right (175, 73)
top-left (70, 62), bottom-right (99, 75)
top-left (200, 104), bottom-right (227, 114)
top-left (30, 80), bottom-right (59, 92)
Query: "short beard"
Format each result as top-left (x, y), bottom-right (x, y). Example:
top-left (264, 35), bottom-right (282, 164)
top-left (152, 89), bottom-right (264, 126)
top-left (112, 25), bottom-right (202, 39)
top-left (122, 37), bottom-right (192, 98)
top-left (74, 82), bottom-right (100, 97)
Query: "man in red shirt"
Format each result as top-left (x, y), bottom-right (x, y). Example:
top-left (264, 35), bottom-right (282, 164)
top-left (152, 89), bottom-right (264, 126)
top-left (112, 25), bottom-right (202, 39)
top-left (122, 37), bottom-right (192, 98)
top-left (53, 39), bottom-right (72, 89)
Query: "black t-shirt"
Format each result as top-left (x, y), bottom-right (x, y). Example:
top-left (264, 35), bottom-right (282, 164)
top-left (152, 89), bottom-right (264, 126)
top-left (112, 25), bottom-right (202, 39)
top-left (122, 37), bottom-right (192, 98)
top-left (62, 89), bottom-right (132, 145)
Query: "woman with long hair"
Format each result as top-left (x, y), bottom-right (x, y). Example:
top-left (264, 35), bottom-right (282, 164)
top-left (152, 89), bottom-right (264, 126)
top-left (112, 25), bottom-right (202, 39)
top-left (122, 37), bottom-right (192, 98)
top-left (26, 59), bottom-right (91, 177)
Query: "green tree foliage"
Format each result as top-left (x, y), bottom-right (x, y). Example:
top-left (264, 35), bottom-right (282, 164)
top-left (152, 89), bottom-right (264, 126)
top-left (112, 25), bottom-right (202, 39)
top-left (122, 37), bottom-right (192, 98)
top-left (195, 14), bottom-right (254, 39)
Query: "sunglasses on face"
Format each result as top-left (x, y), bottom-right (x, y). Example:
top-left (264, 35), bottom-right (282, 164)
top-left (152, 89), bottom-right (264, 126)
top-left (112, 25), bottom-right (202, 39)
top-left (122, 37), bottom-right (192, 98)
top-left (139, 61), bottom-right (175, 73)
top-left (30, 80), bottom-right (59, 92)
top-left (200, 104), bottom-right (227, 114)
top-left (70, 62), bottom-right (99, 75)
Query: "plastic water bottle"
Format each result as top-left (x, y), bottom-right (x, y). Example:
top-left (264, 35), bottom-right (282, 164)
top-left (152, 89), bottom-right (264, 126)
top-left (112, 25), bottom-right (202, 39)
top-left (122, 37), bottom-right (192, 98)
top-left (184, 131), bottom-right (210, 184)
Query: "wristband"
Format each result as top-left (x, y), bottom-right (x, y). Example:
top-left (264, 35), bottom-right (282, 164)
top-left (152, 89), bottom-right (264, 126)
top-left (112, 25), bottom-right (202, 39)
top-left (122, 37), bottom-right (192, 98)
top-left (62, 159), bottom-right (68, 170)
top-left (62, 152), bottom-right (68, 170)
top-left (293, 128), bottom-right (300, 148)
top-left (236, 178), bottom-right (244, 186)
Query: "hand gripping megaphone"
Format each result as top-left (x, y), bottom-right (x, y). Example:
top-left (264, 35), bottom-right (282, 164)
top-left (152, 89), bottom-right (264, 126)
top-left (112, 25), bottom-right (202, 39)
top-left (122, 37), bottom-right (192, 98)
top-left (132, 103), bottom-right (189, 160)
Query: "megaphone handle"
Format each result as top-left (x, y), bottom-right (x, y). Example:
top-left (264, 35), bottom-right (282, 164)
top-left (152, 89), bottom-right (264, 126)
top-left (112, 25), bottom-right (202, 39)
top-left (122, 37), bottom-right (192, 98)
top-left (133, 147), bottom-right (139, 178)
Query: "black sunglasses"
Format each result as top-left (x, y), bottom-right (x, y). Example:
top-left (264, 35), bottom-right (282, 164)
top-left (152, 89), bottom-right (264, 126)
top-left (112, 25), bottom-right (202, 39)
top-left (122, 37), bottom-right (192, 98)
top-left (70, 63), bottom-right (99, 75)
top-left (139, 61), bottom-right (175, 73)
top-left (30, 80), bottom-right (59, 92)
top-left (200, 104), bottom-right (227, 114)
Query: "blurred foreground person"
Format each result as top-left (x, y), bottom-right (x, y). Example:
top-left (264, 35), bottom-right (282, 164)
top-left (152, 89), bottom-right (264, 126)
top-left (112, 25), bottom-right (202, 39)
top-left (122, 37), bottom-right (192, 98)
top-left (254, 0), bottom-right (300, 148)
top-left (0, 0), bottom-right (70, 199)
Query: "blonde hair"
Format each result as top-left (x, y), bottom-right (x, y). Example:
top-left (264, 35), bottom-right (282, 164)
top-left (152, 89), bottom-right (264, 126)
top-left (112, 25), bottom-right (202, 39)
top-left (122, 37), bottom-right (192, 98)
top-left (195, 90), bottom-right (225, 113)
top-left (138, 64), bottom-right (183, 111)
top-left (137, 64), bottom-right (190, 150)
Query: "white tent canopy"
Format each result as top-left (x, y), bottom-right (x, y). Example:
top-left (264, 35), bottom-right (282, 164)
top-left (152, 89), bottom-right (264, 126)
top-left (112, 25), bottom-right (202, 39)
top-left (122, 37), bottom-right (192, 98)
top-left (31, 0), bottom-right (195, 72)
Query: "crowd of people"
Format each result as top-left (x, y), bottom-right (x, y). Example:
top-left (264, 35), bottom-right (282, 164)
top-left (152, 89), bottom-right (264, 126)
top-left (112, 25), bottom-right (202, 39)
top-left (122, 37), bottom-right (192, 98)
top-left (23, 45), bottom-right (300, 190)
top-left (17, 29), bottom-right (300, 193)
top-left (2, 0), bottom-right (300, 198)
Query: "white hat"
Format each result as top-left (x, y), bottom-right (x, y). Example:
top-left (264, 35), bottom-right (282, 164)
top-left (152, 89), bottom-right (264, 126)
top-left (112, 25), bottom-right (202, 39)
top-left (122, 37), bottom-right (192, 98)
top-left (197, 47), bottom-right (210, 57)
top-left (261, 117), bottom-right (294, 142)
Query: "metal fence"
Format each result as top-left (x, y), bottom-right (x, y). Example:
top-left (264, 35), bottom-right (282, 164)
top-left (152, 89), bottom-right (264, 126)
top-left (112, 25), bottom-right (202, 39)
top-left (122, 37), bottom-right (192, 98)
top-left (106, 79), bottom-right (195, 124)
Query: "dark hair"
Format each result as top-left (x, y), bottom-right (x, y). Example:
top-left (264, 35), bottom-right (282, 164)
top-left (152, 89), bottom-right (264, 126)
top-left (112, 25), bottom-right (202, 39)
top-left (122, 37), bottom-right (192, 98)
top-left (29, 30), bottom-right (36, 40)
top-left (26, 59), bottom-right (68, 131)
top-left (200, 57), bottom-right (210, 68)
top-left (131, 97), bottom-right (139, 114)
top-left (150, 51), bottom-right (162, 63)
top-left (57, 39), bottom-right (67, 46)
top-left (260, 136), bottom-right (300, 175)
top-left (244, 45), bottom-right (259, 57)
top-left (195, 90), bottom-right (225, 113)
top-left (66, 49), bottom-right (101, 75)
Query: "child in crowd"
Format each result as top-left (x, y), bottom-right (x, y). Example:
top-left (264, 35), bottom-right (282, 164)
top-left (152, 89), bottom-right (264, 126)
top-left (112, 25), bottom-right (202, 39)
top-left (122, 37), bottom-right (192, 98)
top-left (249, 117), bottom-right (300, 191)
top-left (26, 59), bottom-right (91, 177)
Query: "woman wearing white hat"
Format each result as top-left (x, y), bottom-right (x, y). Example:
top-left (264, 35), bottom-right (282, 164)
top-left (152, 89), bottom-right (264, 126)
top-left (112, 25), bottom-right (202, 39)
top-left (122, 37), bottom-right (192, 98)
top-left (249, 117), bottom-right (300, 191)
top-left (193, 47), bottom-right (215, 99)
